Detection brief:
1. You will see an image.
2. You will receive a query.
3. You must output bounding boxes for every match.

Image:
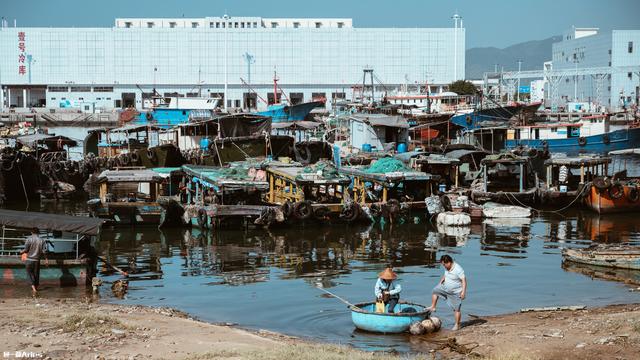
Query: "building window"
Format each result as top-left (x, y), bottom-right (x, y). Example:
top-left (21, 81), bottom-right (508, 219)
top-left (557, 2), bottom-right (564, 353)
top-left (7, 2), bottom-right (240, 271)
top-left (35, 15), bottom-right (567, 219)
top-left (147, 22), bottom-right (154, 28)
top-left (253, 22), bottom-right (257, 28)
top-left (93, 86), bottom-right (114, 92)
top-left (70, 86), bottom-right (91, 92)
top-left (78, 97), bottom-right (84, 101)
top-left (48, 86), bottom-right (68, 92)
top-left (629, 72), bottom-right (633, 80)
top-left (169, 22), bottom-right (177, 28)
top-left (210, 22), bottom-right (215, 28)
top-left (234, 22), bottom-right (238, 28)
top-left (629, 41), bottom-right (634, 53)
top-left (241, 22), bottom-right (245, 28)
top-left (50, 97), bottom-right (56, 100)
top-left (312, 92), bottom-right (326, 101)
top-left (293, 22), bottom-right (300, 29)
top-left (337, 22), bottom-right (344, 28)
top-left (125, 22), bottom-right (132, 28)
top-left (216, 22), bottom-right (220, 28)
top-left (271, 22), bottom-right (278, 28)
top-left (222, 22), bottom-right (225, 28)
top-left (315, 22), bottom-right (322, 28)
top-left (191, 22), bottom-right (199, 28)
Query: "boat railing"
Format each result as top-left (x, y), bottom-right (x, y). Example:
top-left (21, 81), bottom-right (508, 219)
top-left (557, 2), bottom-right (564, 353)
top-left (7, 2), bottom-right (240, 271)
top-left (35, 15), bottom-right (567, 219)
top-left (0, 227), bottom-right (82, 259)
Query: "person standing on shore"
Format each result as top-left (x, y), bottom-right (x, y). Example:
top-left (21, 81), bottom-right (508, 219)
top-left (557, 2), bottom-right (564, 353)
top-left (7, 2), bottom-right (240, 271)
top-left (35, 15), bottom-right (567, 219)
top-left (20, 228), bottom-right (48, 294)
top-left (426, 255), bottom-right (467, 330)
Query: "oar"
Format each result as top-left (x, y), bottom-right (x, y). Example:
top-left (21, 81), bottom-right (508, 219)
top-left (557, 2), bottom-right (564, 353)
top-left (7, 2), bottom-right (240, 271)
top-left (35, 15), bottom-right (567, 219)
top-left (316, 287), bottom-right (356, 308)
top-left (97, 256), bottom-right (129, 277)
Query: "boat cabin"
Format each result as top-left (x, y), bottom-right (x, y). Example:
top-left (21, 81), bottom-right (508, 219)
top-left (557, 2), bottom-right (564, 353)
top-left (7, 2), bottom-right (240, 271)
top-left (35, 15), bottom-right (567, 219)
top-left (544, 156), bottom-right (611, 192)
top-left (406, 153), bottom-right (461, 190)
top-left (478, 154), bottom-right (536, 194)
top-left (84, 124), bottom-right (162, 158)
top-left (349, 114), bottom-right (409, 152)
top-left (507, 116), bottom-right (612, 143)
top-left (16, 134), bottom-right (78, 162)
top-left (88, 169), bottom-right (167, 225)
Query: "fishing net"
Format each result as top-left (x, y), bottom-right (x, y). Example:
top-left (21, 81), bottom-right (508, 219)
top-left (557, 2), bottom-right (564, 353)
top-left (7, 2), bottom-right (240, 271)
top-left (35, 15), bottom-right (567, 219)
top-left (364, 157), bottom-right (410, 174)
top-left (299, 160), bottom-right (341, 179)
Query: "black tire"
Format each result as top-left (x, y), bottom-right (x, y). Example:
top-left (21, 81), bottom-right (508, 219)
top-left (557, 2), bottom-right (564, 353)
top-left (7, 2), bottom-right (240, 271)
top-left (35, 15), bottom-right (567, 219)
top-left (628, 187), bottom-right (639, 202)
top-left (120, 153), bottom-right (130, 166)
top-left (441, 195), bottom-right (452, 211)
top-left (608, 182), bottom-right (624, 199)
top-left (130, 151), bottom-right (140, 164)
top-left (146, 112), bottom-right (153, 121)
top-left (197, 208), bottom-right (208, 228)
top-left (385, 199), bottom-right (401, 215)
top-left (147, 149), bottom-right (158, 164)
top-left (369, 203), bottom-right (382, 217)
top-left (293, 144), bottom-right (312, 164)
top-left (593, 177), bottom-right (611, 190)
top-left (541, 140), bottom-right (548, 148)
top-left (53, 161), bottom-right (64, 173)
top-left (578, 137), bottom-right (587, 147)
top-left (340, 203), bottom-right (361, 222)
top-left (602, 134), bottom-right (610, 145)
top-left (313, 205), bottom-right (332, 219)
top-left (1, 159), bottom-right (14, 172)
top-left (281, 201), bottom-right (294, 218)
top-left (293, 200), bottom-right (313, 220)
top-left (527, 148), bottom-right (539, 158)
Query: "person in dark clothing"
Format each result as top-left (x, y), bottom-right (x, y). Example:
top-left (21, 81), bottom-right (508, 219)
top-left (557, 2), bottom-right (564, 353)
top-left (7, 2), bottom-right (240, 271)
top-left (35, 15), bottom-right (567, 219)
top-left (20, 228), bottom-right (48, 294)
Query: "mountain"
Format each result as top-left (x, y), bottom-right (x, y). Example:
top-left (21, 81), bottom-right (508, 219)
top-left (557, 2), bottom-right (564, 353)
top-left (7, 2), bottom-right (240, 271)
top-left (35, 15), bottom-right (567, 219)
top-left (465, 36), bottom-right (561, 80)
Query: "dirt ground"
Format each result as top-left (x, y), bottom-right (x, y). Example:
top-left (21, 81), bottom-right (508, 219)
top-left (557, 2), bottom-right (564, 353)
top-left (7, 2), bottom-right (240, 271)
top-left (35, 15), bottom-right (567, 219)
top-left (0, 297), bottom-right (639, 360)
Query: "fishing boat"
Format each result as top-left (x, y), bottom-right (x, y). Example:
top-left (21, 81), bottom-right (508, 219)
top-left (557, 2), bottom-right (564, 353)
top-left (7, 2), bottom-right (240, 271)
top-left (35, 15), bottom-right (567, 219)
top-left (540, 156), bottom-right (611, 207)
top-left (0, 209), bottom-right (103, 287)
top-left (133, 96), bottom-right (222, 129)
top-left (584, 175), bottom-right (640, 214)
top-left (562, 244), bottom-right (640, 270)
top-left (350, 301), bottom-right (431, 333)
top-left (253, 73), bottom-right (324, 123)
top-left (470, 153), bottom-right (540, 205)
top-left (504, 115), bottom-right (640, 155)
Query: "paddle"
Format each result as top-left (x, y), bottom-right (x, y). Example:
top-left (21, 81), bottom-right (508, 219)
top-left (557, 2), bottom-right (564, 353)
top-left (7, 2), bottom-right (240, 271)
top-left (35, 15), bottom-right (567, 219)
top-left (316, 287), bottom-right (357, 308)
top-left (97, 256), bottom-right (129, 277)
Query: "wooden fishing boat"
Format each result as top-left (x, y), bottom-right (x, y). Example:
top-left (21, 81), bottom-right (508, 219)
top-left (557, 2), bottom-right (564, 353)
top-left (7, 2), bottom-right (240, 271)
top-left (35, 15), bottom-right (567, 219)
top-left (540, 156), bottom-right (611, 207)
top-left (470, 153), bottom-right (540, 206)
top-left (562, 244), bottom-right (640, 270)
top-left (350, 301), bottom-right (430, 333)
top-left (584, 176), bottom-right (640, 214)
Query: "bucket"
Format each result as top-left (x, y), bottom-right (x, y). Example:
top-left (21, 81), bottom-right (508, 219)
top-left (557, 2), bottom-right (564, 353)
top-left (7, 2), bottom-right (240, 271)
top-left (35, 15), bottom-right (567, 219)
top-left (397, 143), bottom-right (407, 153)
top-left (362, 143), bottom-right (372, 152)
top-left (559, 185), bottom-right (568, 193)
top-left (199, 138), bottom-right (210, 150)
top-left (438, 184), bottom-right (447, 193)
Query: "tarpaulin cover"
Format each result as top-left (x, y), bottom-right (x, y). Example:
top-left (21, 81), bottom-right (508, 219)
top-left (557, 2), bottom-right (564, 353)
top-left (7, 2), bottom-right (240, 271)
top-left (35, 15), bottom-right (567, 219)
top-left (350, 114), bottom-right (409, 129)
top-left (0, 209), bottom-right (103, 236)
top-left (271, 121), bottom-right (321, 130)
top-left (17, 134), bottom-right (78, 147)
top-left (218, 114), bottom-right (272, 138)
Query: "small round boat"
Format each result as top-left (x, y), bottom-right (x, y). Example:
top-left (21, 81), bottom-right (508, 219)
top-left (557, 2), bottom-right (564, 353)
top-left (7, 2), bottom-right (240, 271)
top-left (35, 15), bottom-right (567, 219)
top-left (350, 301), bottom-right (430, 333)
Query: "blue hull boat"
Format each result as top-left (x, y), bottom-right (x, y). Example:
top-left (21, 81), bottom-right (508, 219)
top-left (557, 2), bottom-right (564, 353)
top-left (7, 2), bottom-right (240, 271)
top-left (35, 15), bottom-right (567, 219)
top-left (256, 100), bottom-right (324, 123)
top-left (505, 127), bottom-right (640, 156)
top-left (350, 301), bottom-right (430, 333)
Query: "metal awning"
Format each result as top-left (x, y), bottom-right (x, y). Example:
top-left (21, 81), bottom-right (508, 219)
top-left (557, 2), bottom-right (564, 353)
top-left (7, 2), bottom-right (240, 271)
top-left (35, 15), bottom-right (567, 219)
top-left (350, 114), bottom-right (409, 128)
top-left (97, 169), bottom-right (164, 183)
top-left (16, 134), bottom-right (78, 148)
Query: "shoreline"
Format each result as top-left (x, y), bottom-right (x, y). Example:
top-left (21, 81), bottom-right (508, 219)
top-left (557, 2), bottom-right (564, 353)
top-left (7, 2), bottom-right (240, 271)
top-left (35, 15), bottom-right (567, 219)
top-left (0, 297), bottom-right (638, 359)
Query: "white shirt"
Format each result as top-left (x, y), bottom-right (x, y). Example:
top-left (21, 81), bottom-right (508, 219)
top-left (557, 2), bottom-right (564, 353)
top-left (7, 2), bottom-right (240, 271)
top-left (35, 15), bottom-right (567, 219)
top-left (443, 262), bottom-right (465, 293)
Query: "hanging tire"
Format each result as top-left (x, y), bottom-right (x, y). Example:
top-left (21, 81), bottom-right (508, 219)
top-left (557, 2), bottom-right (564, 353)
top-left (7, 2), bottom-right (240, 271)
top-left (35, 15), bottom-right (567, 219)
top-left (313, 205), bottom-right (332, 220)
top-left (1, 158), bottom-right (14, 172)
top-left (120, 153), bottom-right (131, 166)
top-left (608, 182), bottom-right (624, 199)
top-left (441, 195), bottom-right (452, 211)
top-left (146, 112), bottom-right (153, 121)
top-left (340, 203), bottom-right (361, 222)
top-left (130, 151), bottom-right (140, 164)
top-left (197, 208), bottom-right (208, 228)
top-left (281, 201), bottom-right (294, 219)
top-left (578, 137), bottom-right (587, 147)
top-left (541, 140), bottom-right (548, 148)
top-left (628, 187), bottom-right (639, 202)
top-left (147, 149), bottom-right (158, 164)
top-left (593, 177), bottom-right (611, 190)
top-left (53, 161), bottom-right (64, 173)
top-left (602, 134), bottom-right (610, 145)
top-left (527, 148), bottom-right (539, 158)
top-left (293, 200), bottom-right (313, 220)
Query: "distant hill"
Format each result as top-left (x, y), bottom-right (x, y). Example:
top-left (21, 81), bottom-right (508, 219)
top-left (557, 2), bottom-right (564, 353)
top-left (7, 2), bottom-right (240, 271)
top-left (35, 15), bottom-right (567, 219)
top-left (465, 36), bottom-right (561, 80)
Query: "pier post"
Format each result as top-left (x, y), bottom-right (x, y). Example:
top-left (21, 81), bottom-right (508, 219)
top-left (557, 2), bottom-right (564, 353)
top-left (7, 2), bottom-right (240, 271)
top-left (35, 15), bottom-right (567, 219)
top-left (483, 166), bottom-right (487, 192)
top-left (519, 163), bottom-right (524, 193)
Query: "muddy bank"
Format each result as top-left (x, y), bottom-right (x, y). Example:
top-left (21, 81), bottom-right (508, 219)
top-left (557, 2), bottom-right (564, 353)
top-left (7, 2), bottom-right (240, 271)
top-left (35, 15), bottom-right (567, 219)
top-left (0, 298), bottom-right (639, 359)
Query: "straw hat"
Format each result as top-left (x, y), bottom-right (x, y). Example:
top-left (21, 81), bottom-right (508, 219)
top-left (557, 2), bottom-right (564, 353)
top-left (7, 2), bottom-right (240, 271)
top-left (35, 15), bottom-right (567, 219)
top-left (378, 268), bottom-right (397, 280)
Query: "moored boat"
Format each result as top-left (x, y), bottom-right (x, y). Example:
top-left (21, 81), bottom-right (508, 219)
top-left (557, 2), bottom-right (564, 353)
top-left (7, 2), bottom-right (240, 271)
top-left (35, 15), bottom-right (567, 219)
top-left (584, 176), bottom-right (640, 214)
top-left (562, 244), bottom-right (640, 270)
top-left (350, 301), bottom-right (430, 333)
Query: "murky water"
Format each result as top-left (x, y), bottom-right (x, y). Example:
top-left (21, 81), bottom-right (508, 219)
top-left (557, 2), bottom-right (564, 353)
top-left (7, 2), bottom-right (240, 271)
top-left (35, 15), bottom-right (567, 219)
top-left (1, 126), bottom-right (640, 352)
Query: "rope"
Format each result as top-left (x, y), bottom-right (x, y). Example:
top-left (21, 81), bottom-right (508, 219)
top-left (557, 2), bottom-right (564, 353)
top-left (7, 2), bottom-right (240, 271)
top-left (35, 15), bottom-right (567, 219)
top-left (500, 182), bottom-right (590, 215)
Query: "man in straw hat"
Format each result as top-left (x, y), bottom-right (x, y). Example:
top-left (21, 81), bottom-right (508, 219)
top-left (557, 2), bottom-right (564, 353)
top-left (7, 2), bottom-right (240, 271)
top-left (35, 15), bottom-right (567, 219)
top-left (426, 255), bottom-right (467, 330)
top-left (374, 267), bottom-right (402, 313)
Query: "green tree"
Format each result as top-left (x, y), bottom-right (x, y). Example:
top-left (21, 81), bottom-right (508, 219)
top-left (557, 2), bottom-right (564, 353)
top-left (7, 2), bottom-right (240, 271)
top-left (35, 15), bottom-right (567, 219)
top-left (448, 80), bottom-right (477, 95)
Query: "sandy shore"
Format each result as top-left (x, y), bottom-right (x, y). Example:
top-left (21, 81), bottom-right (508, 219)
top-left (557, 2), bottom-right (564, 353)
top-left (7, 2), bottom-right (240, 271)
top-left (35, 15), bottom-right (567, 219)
top-left (0, 297), bottom-right (639, 359)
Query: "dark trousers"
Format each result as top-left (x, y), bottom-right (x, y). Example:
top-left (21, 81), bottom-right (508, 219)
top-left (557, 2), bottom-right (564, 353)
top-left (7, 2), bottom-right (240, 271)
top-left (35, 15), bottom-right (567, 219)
top-left (386, 294), bottom-right (400, 313)
top-left (25, 260), bottom-right (40, 287)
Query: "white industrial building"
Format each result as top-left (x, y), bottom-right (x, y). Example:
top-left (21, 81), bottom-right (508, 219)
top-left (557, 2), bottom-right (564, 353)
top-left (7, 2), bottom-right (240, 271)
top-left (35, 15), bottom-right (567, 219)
top-left (551, 27), bottom-right (640, 111)
top-left (0, 15), bottom-right (465, 112)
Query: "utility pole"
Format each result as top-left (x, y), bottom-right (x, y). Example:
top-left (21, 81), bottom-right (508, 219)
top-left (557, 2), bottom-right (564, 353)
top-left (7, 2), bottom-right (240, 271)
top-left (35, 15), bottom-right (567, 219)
top-left (223, 13), bottom-right (229, 111)
top-left (452, 13), bottom-right (461, 81)
top-left (516, 60), bottom-right (522, 102)
top-left (243, 52), bottom-right (255, 84)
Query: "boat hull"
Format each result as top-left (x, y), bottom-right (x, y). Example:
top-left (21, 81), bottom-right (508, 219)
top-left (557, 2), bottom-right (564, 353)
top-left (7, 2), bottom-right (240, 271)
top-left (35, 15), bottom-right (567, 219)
top-left (350, 302), bottom-right (430, 333)
top-left (256, 101), bottom-right (323, 123)
top-left (0, 259), bottom-right (88, 286)
top-left (584, 184), bottom-right (640, 214)
top-left (505, 127), bottom-right (640, 155)
top-left (563, 248), bottom-right (640, 270)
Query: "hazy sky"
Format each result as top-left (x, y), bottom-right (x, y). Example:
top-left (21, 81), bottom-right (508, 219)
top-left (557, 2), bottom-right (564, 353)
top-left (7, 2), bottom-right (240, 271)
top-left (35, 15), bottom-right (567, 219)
top-left (1, 0), bottom-right (638, 48)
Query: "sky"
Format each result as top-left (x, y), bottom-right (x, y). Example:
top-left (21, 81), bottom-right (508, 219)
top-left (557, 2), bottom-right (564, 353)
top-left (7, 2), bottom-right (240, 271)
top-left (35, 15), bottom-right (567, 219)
top-left (1, 0), bottom-right (638, 48)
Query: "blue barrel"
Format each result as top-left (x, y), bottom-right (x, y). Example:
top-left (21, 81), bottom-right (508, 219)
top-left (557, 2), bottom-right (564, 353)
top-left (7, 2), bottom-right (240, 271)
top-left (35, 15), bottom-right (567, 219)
top-left (200, 138), bottom-right (210, 150)
top-left (362, 143), bottom-right (372, 152)
top-left (397, 143), bottom-right (407, 153)
top-left (439, 184), bottom-right (447, 193)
